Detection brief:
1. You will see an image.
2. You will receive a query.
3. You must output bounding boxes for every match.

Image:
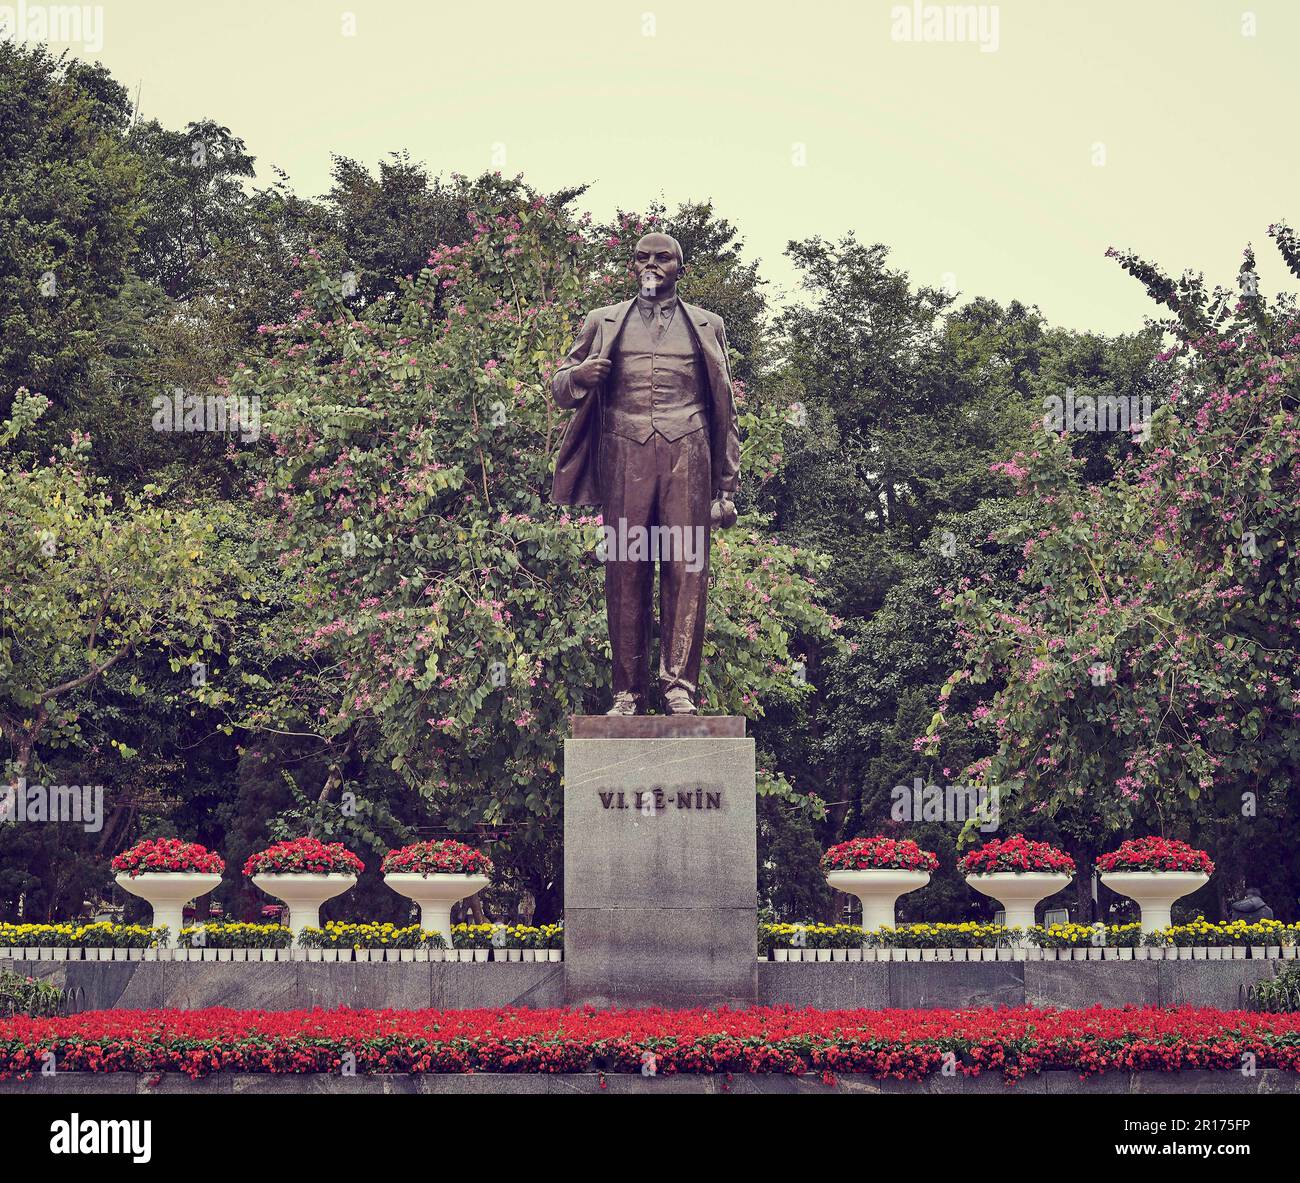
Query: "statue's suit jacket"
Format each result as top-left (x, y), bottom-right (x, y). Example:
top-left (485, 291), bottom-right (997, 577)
top-left (550, 296), bottom-right (741, 507)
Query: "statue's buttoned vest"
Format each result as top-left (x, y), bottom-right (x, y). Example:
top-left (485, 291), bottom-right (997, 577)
top-left (604, 302), bottom-right (709, 443)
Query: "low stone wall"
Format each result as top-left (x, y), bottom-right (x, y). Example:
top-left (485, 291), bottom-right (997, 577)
top-left (2, 956), bottom-right (1282, 1011)
top-left (1, 957), bottom-right (565, 1012)
top-left (1, 1069), bottom-right (1295, 1095)
top-left (757, 959), bottom-right (1282, 1011)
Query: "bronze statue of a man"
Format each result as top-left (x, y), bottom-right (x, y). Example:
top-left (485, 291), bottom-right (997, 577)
top-left (550, 233), bottom-right (740, 716)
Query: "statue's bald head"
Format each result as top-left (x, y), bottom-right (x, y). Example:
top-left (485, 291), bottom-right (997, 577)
top-left (634, 232), bottom-right (683, 266)
top-left (631, 232), bottom-right (684, 298)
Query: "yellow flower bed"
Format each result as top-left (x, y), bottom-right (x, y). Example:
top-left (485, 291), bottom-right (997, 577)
top-left (876, 922), bottom-right (1018, 949)
top-left (451, 922), bottom-right (564, 950)
top-left (180, 923), bottom-right (291, 949)
top-left (1153, 917), bottom-right (1292, 948)
top-left (0, 922), bottom-right (167, 948)
top-left (761, 922), bottom-right (1018, 949)
top-left (299, 922), bottom-right (432, 949)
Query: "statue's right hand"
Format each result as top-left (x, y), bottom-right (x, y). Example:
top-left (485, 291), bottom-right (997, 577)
top-left (572, 357), bottom-right (611, 389)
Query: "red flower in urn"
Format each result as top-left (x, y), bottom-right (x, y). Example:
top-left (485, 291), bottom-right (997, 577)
top-left (958, 834), bottom-right (1075, 876)
top-left (111, 838), bottom-right (225, 877)
top-left (1096, 837), bottom-right (1214, 875)
top-left (382, 839), bottom-right (494, 877)
top-left (242, 837), bottom-right (364, 877)
top-left (821, 836), bottom-right (938, 874)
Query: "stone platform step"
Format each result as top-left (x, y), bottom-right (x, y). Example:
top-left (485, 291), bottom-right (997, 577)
top-left (2, 1069), bottom-right (1296, 1095)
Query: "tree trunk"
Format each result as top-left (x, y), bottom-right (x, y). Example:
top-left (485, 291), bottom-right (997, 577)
top-left (1071, 849), bottom-right (1094, 923)
top-left (532, 877), bottom-right (563, 925)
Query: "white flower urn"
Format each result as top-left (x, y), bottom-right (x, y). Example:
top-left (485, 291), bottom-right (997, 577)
top-left (252, 873), bottom-right (356, 939)
top-left (965, 872), bottom-right (1073, 930)
top-left (384, 873), bottom-right (490, 943)
top-left (825, 868), bottom-right (930, 931)
top-left (1099, 871), bottom-right (1209, 933)
top-left (114, 872), bottom-right (222, 946)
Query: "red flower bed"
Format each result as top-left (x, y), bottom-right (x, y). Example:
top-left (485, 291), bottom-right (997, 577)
top-left (1096, 837), bottom-right (1215, 875)
top-left (2, 1005), bottom-right (1298, 1081)
top-left (822, 836), bottom-right (937, 873)
top-left (242, 838), bottom-right (364, 877)
top-left (958, 834), bottom-right (1075, 876)
top-left (111, 838), bottom-right (225, 877)
top-left (382, 840), bottom-right (493, 877)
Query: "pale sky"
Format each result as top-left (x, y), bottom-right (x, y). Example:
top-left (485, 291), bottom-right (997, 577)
top-left (13, 0), bottom-right (1300, 333)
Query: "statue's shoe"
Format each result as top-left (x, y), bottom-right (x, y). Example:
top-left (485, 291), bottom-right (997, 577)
top-left (663, 689), bottom-right (697, 715)
top-left (606, 693), bottom-right (643, 716)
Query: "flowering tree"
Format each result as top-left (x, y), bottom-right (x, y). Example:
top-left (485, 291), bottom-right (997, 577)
top-left (927, 225), bottom-right (1300, 896)
top-left (235, 176), bottom-right (836, 915)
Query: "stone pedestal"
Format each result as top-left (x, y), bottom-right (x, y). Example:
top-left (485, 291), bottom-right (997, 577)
top-left (563, 717), bottom-right (756, 1008)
